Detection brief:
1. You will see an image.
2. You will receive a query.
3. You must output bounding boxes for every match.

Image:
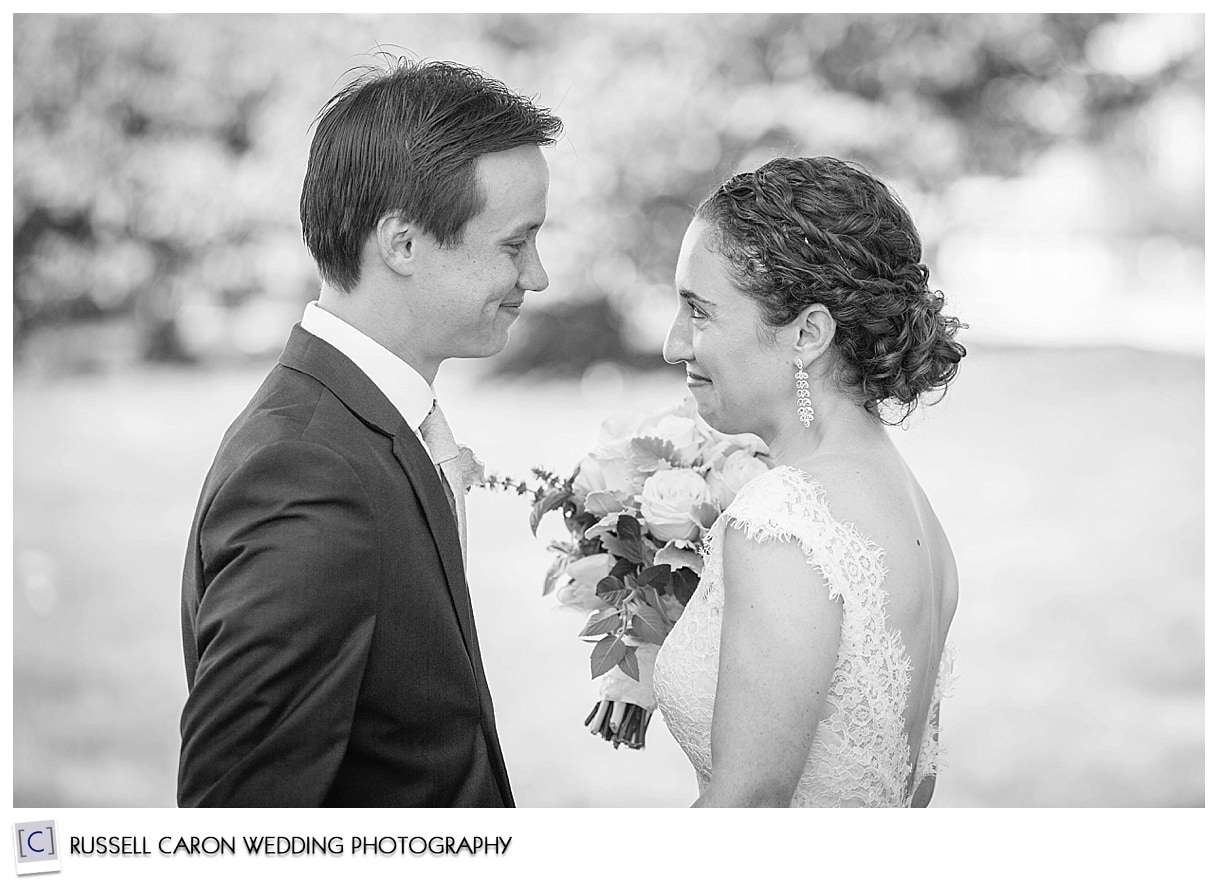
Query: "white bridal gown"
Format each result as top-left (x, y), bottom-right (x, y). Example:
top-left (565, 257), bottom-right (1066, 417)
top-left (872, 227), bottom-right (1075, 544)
top-left (653, 466), bottom-right (954, 808)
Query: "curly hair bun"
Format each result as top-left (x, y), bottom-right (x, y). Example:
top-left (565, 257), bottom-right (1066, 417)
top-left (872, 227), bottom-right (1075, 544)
top-left (860, 277), bottom-right (967, 409)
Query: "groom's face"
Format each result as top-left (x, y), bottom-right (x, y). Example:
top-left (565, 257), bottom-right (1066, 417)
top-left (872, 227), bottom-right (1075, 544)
top-left (409, 145), bottom-right (551, 361)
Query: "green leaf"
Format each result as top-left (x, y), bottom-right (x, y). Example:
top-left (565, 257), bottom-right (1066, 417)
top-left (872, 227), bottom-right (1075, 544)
top-left (530, 488), bottom-right (572, 536)
top-left (583, 514), bottom-right (619, 542)
top-left (628, 603), bottom-right (668, 645)
top-left (596, 575), bottom-right (629, 606)
top-left (590, 634), bottom-right (628, 679)
top-left (641, 586), bottom-right (666, 622)
top-left (579, 609), bottom-right (622, 637)
top-left (605, 514), bottom-right (650, 566)
top-left (600, 534), bottom-right (635, 565)
top-left (602, 535), bottom-right (634, 565)
top-left (630, 437), bottom-right (680, 474)
top-left (616, 644), bottom-right (640, 681)
top-left (617, 514), bottom-right (642, 543)
top-left (584, 490), bottom-right (628, 517)
top-left (672, 566), bottom-right (699, 605)
top-left (655, 541), bottom-right (703, 575)
top-left (639, 564), bottom-right (671, 588)
top-left (609, 556), bottom-right (636, 582)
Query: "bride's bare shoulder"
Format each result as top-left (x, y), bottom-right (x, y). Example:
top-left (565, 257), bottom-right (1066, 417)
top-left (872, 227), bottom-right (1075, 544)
top-left (784, 453), bottom-right (905, 532)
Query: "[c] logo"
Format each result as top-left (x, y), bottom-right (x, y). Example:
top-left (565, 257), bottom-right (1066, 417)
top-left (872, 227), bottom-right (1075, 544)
top-left (11, 820), bottom-right (60, 876)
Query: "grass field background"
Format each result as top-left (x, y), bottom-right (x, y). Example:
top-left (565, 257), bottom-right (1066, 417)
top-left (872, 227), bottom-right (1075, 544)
top-left (12, 343), bottom-right (1204, 807)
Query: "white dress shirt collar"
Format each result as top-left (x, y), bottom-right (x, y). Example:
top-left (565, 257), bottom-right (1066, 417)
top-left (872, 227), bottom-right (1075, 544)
top-left (301, 301), bottom-right (433, 431)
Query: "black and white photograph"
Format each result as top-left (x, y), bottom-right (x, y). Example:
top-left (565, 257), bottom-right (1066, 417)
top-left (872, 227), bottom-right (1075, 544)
top-left (8, 8), bottom-right (1206, 850)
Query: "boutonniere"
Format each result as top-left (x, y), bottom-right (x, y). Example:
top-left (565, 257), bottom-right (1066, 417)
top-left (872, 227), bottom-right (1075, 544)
top-left (453, 444), bottom-right (486, 494)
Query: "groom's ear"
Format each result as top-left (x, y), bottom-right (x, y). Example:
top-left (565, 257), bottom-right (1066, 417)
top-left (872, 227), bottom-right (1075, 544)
top-left (375, 213), bottom-right (420, 278)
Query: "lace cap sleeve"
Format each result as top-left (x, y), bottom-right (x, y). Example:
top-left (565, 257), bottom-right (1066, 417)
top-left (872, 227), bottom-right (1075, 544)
top-left (722, 466), bottom-right (818, 545)
top-left (720, 466), bottom-right (885, 605)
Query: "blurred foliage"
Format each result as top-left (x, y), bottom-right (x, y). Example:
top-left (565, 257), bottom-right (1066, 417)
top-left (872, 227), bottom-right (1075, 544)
top-left (12, 13), bottom-right (1203, 373)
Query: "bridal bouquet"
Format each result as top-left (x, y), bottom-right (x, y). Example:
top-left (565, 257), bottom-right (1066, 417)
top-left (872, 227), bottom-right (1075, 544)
top-left (484, 396), bottom-right (768, 749)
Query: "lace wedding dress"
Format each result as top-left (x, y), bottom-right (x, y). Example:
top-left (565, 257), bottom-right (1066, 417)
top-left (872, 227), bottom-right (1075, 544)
top-left (653, 466), bottom-right (953, 807)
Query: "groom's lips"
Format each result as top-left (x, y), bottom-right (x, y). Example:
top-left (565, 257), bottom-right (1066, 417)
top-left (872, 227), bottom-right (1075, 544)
top-left (500, 297), bottom-right (524, 310)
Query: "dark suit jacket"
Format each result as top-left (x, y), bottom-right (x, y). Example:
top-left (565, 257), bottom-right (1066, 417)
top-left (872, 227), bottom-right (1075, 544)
top-left (178, 325), bottom-right (513, 807)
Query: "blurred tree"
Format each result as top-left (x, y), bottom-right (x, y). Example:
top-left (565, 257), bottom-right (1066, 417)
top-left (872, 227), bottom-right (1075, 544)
top-left (12, 13), bottom-right (1202, 373)
top-left (13, 14), bottom-right (315, 365)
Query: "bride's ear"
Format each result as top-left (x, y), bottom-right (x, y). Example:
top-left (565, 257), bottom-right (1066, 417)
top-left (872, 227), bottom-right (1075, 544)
top-left (792, 303), bottom-right (836, 367)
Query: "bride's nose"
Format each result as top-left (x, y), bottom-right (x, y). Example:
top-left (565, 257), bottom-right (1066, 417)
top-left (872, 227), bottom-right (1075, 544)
top-left (663, 312), bottom-right (692, 365)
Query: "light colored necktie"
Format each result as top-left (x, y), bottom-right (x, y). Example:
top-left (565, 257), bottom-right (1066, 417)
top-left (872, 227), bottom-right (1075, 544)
top-left (418, 402), bottom-right (467, 563)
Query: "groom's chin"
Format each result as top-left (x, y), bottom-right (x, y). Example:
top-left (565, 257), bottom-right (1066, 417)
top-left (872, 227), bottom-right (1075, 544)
top-left (464, 329), bottom-right (514, 360)
top-left (490, 324), bottom-right (516, 355)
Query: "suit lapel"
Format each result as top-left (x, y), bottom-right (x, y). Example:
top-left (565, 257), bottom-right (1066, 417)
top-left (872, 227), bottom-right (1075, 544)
top-left (391, 434), bottom-right (513, 805)
top-left (395, 431), bottom-right (513, 806)
top-left (277, 325), bottom-right (480, 667)
top-left (390, 432), bottom-right (477, 644)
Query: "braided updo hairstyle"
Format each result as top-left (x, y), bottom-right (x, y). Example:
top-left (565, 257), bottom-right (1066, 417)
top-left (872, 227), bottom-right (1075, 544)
top-left (695, 156), bottom-right (966, 424)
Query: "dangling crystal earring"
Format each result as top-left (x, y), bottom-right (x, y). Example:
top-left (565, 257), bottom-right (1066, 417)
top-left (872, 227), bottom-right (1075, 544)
top-left (795, 359), bottom-right (815, 427)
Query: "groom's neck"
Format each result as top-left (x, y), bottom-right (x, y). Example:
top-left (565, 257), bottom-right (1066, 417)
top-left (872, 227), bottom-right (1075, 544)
top-left (316, 282), bottom-right (440, 385)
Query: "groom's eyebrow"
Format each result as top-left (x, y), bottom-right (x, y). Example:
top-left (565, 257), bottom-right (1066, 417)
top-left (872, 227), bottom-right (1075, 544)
top-left (502, 218), bottom-right (545, 239)
top-left (679, 288), bottom-right (712, 305)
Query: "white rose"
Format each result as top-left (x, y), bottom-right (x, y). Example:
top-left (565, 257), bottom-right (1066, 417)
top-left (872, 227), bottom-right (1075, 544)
top-left (700, 427), bottom-right (768, 470)
top-left (575, 412), bottom-right (647, 497)
top-left (593, 410), bottom-right (648, 460)
top-left (725, 432), bottom-right (768, 458)
top-left (574, 453), bottom-right (637, 499)
top-left (642, 414), bottom-right (702, 466)
top-left (705, 449), bottom-right (770, 509)
top-left (555, 553), bottom-right (614, 612)
top-left (599, 455), bottom-right (637, 495)
top-left (639, 468), bottom-right (710, 543)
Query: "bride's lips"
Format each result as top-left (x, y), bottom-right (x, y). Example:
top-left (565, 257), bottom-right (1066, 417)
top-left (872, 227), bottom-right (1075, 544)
top-left (686, 370), bottom-right (711, 387)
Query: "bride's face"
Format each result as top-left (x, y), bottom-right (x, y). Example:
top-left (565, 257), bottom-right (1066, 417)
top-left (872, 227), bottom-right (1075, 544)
top-left (663, 220), bottom-right (790, 437)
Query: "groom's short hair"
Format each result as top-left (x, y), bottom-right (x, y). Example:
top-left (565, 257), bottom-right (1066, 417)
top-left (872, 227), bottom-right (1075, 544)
top-left (300, 58), bottom-right (562, 292)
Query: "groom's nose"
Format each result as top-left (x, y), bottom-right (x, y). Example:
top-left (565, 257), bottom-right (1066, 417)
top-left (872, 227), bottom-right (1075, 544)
top-left (517, 241), bottom-right (549, 292)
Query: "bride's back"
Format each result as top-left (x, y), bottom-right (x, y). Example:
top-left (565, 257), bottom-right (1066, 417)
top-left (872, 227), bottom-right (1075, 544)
top-left (802, 442), bottom-right (958, 779)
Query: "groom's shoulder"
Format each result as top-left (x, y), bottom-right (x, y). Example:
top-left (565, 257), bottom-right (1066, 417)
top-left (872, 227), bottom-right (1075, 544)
top-left (218, 363), bottom-right (383, 462)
